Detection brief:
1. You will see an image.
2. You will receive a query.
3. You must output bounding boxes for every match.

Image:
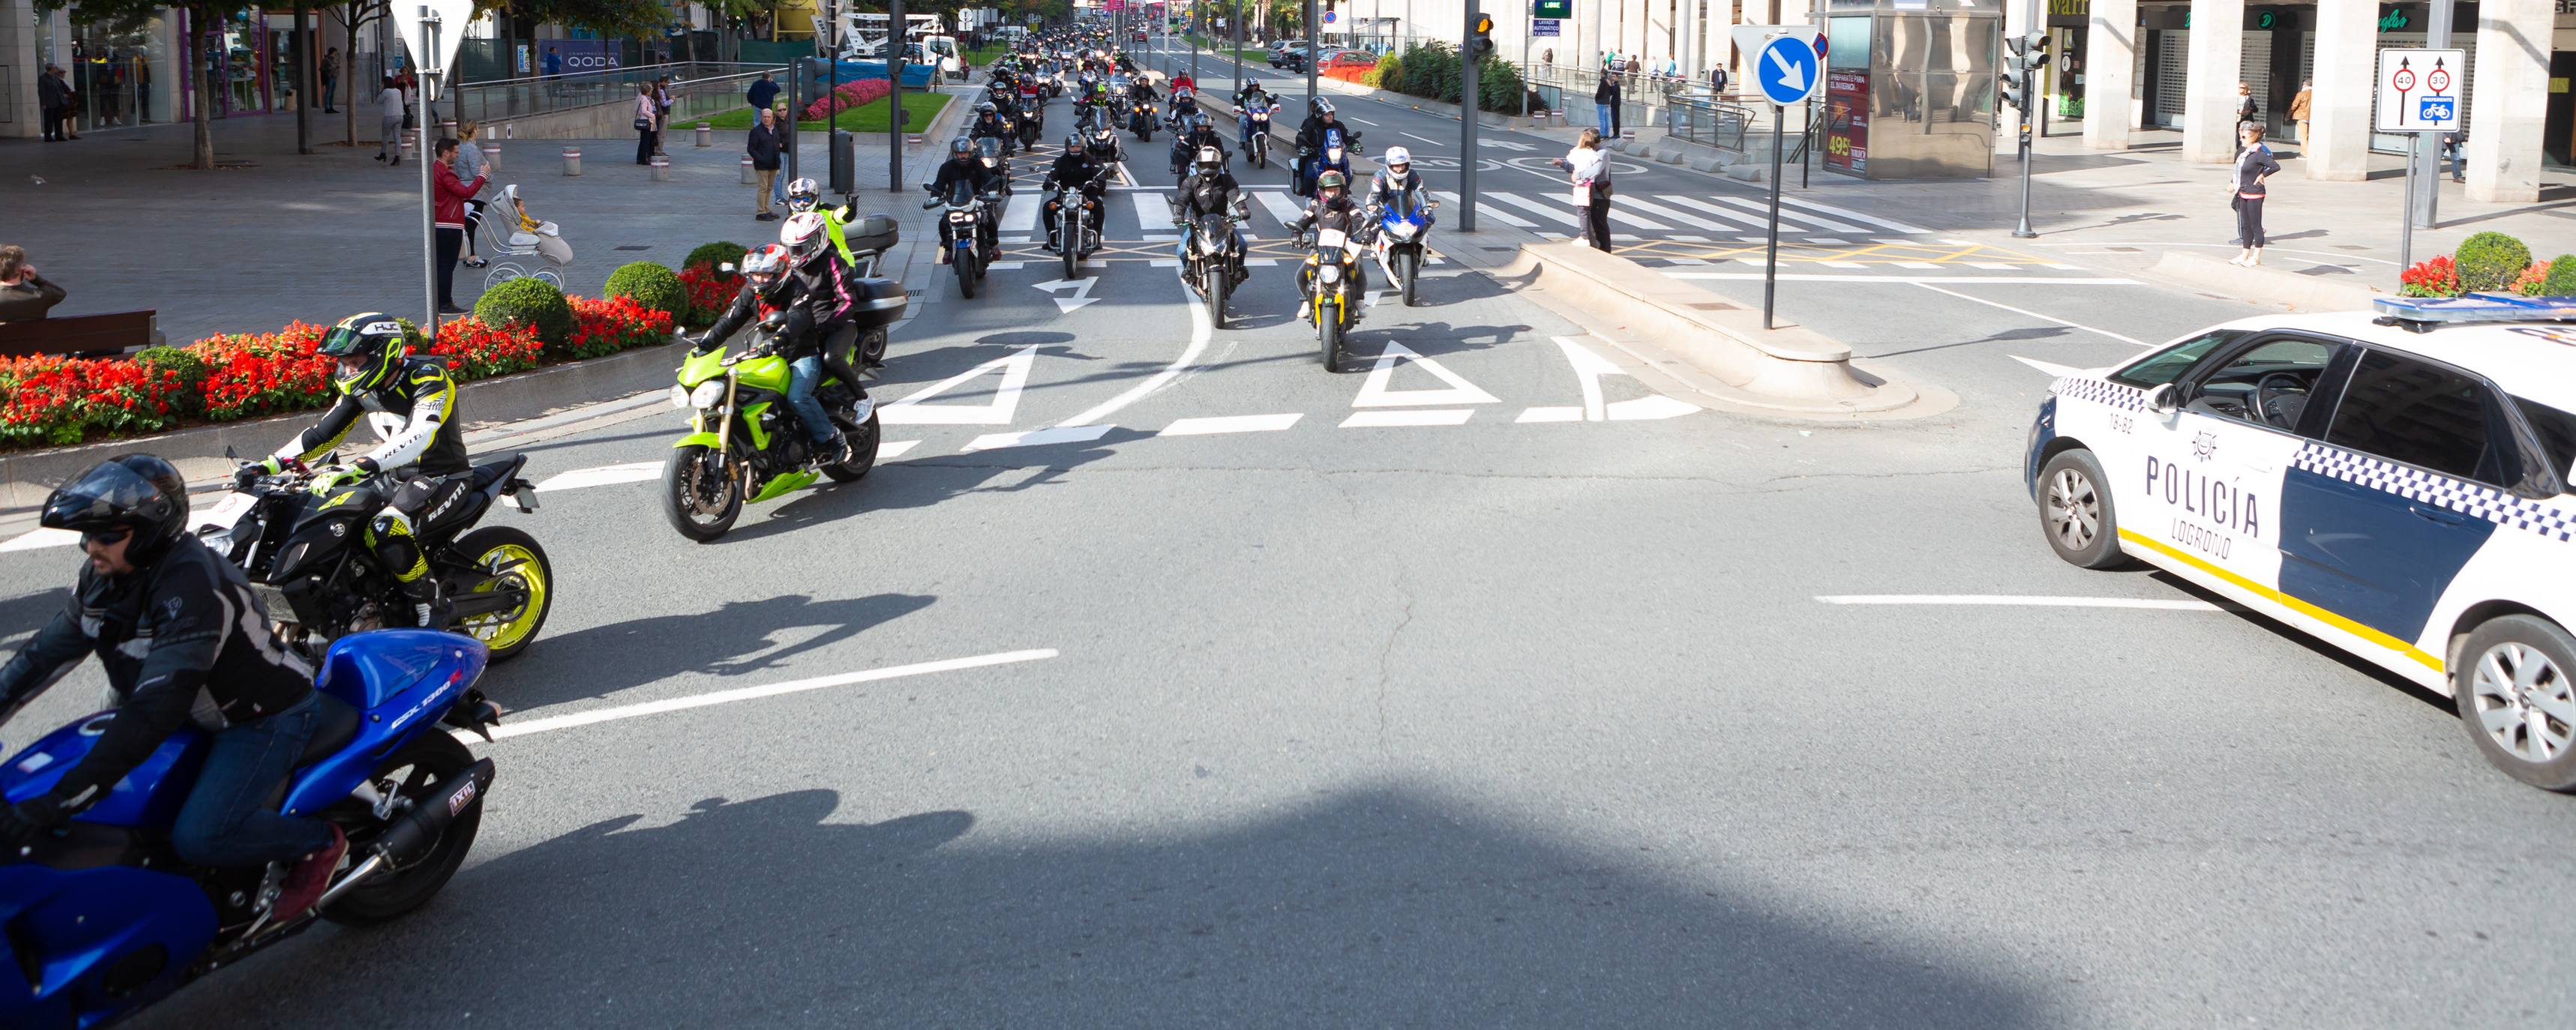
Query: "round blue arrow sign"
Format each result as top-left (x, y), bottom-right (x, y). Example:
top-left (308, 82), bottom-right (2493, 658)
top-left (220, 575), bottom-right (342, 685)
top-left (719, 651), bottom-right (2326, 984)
top-left (1756, 35), bottom-right (1821, 106)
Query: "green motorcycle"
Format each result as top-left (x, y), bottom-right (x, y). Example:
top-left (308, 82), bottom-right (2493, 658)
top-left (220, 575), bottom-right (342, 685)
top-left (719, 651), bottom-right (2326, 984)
top-left (663, 324), bottom-right (885, 541)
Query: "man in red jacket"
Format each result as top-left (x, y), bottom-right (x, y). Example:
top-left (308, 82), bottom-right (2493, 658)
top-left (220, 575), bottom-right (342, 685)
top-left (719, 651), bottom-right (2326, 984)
top-left (431, 136), bottom-right (488, 316)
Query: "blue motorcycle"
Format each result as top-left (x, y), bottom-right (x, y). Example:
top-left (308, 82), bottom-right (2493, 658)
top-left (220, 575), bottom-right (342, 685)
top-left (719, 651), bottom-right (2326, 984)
top-left (1293, 128), bottom-right (1362, 199)
top-left (0, 630), bottom-right (502, 1029)
top-left (1369, 190), bottom-right (1440, 307)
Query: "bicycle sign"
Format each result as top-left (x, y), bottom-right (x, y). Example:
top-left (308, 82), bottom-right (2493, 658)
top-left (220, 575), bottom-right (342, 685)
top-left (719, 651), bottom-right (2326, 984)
top-left (2377, 48), bottom-right (2463, 132)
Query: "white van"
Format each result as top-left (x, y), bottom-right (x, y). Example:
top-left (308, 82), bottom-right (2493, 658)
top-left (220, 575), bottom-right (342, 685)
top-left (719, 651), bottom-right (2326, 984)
top-left (919, 34), bottom-right (965, 80)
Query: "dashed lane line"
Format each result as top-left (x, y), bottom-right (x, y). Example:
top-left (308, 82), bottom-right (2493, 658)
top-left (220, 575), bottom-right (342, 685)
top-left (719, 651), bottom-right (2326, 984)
top-left (1158, 413), bottom-right (1304, 436)
top-left (477, 648), bottom-right (1063, 741)
top-left (1816, 594), bottom-right (2231, 612)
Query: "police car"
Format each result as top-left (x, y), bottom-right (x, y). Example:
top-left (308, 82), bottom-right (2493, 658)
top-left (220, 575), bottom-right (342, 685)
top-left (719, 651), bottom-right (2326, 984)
top-left (2026, 295), bottom-right (2576, 791)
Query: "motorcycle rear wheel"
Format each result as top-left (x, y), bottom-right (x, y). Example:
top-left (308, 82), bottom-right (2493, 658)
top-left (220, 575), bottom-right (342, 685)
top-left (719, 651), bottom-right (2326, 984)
top-left (823, 409), bottom-right (883, 483)
top-left (859, 327), bottom-right (889, 366)
top-left (446, 525), bottom-right (553, 663)
top-left (322, 732), bottom-right (483, 927)
top-left (664, 443), bottom-right (744, 542)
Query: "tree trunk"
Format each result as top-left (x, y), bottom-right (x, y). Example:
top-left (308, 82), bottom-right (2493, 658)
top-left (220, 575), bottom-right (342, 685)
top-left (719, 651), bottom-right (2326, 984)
top-left (343, 34), bottom-right (357, 145)
top-left (189, 10), bottom-right (215, 169)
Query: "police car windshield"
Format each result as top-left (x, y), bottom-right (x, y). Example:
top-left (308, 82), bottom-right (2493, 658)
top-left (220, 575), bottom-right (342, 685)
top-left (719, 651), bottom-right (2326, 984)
top-left (2111, 331), bottom-right (2233, 388)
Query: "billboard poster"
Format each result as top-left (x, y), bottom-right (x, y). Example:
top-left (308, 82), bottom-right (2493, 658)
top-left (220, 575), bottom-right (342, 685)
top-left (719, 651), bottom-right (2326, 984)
top-left (550, 39), bottom-right (625, 74)
top-left (1824, 67), bottom-right (1867, 174)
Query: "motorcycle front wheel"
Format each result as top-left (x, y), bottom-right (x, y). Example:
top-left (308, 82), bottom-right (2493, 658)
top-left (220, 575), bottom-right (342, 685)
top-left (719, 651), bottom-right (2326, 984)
top-left (1060, 214), bottom-right (1081, 280)
top-left (1204, 265), bottom-right (1228, 329)
top-left (1319, 300), bottom-right (1343, 373)
top-left (1396, 249), bottom-right (1420, 307)
top-left (956, 247), bottom-right (980, 298)
top-left (664, 443), bottom-right (744, 542)
top-left (322, 732), bottom-right (484, 927)
top-left (445, 525), bottom-right (553, 663)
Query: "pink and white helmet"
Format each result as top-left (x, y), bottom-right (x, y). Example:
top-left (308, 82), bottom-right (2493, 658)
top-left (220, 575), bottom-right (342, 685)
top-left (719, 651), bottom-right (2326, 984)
top-left (780, 211), bottom-right (829, 262)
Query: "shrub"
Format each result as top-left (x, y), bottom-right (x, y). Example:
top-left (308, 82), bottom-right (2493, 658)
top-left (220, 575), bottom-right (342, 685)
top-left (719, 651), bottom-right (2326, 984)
top-left (2510, 260), bottom-right (2554, 297)
top-left (604, 261), bottom-right (688, 323)
top-left (565, 295), bottom-right (678, 359)
top-left (683, 241), bottom-right (748, 273)
top-left (2539, 255), bottom-right (2576, 298)
top-left (133, 346), bottom-right (210, 416)
top-left (2454, 232), bottom-right (2533, 292)
top-left (802, 78), bottom-right (892, 121)
top-left (1475, 56), bottom-right (1525, 114)
top-left (2398, 255), bottom-right (2463, 298)
top-left (188, 322), bottom-right (335, 421)
top-left (473, 276), bottom-right (577, 355)
top-left (677, 265), bottom-right (745, 328)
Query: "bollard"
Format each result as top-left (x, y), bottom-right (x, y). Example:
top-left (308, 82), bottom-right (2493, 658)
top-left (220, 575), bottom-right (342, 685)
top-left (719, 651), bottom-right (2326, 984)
top-left (651, 155), bottom-right (670, 182)
top-left (562, 147), bottom-right (582, 176)
top-left (400, 135), bottom-right (414, 159)
top-left (484, 141), bottom-right (501, 171)
top-left (739, 157), bottom-right (755, 184)
top-left (696, 123), bottom-right (712, 148)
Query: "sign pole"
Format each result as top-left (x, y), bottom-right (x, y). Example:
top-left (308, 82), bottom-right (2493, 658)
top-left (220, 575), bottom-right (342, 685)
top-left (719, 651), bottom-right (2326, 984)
top-left (1306, 0), bottom-right (1319, 115)
top-left (1460, 1), bottom-right (1479, 232)
top-left (418, 17), bottom-right (439, 334)
top-left (1765, 111), bottom-right (1782, 330)
top-left (2418, 0), bottom-right (2452, 229)
top-left (1232, 0), bottom-right (1243, 105)
top-left (2400, 141), bottom-right (2416, 271)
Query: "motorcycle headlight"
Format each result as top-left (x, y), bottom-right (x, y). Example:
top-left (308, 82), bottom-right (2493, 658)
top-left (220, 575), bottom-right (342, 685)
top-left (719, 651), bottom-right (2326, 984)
top-left (1319, 265), bottom-right (1342, 284)
top-left (1388, 223), bottom-right (1417, 239)
top-left (691, 380), bottom-right (727, 409)
top-left (1198, 233), bottom-right (1225, 255)
top-left (669, 383), bottom-right (691, 409)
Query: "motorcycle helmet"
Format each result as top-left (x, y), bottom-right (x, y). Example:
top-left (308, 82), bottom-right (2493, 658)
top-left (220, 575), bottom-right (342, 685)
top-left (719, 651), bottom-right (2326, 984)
top-left (784, 176), bottom-right (822, 212)
top-left (1315, 169), bottom-right (1348, 199)
top-left (42, 454), bottom-right (188, 562)
top-left (1066, 131), bottom-right (1087, 151)
top-left (950, 136), bottom-right (976, 159)
top-left (1312, 97), bottom-right (1335, 116)
top-left (1381, 145), bottom-right (1412, 177)
top-left (741, 243), bottom-right (790, 289)
top-left (1195, 145), bottom-right (1223, 172)
top-left (781, 213), bottom-right (830, 263)
top-left (316, 311), bottom-right (408, 395)
top-left (977, 100), bottom-right (998, 115)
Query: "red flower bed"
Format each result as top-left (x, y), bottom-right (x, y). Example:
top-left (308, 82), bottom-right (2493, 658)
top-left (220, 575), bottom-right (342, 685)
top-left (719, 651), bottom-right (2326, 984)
top-left (0, 354), bottom-right (187, 447)
top-left (2399, 255), bottom-right (2462, 298)
top-left (678, 265), bottom-right (745, 328)
top-left (422, 317), bottom-right (547, 378)
top-left (801, 78), bottom-right (893, 121)
top-left (565, 295), bottom-right (676, 359)
top-left (190, 322), bottom-right (337, 421)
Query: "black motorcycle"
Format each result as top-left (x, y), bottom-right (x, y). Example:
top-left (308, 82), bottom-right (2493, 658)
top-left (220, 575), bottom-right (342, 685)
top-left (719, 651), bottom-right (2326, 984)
top-left (1177, 207), bottom-right (1247, 329)
top-left (1048, 167), bottom-right (1111, 280)
top-left (207, 455), bottom-right (553, 663)
top-left (1129, 96), bottom-right (1157, 141)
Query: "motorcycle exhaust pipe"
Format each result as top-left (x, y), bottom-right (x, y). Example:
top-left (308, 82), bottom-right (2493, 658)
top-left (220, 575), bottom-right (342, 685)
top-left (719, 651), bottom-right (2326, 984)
top-left (318, 755), bottom-right (496, 911)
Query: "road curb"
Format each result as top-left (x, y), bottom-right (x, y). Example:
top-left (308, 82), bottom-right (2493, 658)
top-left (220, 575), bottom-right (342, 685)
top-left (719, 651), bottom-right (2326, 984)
top-left (0, 337), bottom-right (689, 513)
top-left (2148, 250), bottom-right (2388, 312)
top-left (1498, 241), bottom-right (1927, 416)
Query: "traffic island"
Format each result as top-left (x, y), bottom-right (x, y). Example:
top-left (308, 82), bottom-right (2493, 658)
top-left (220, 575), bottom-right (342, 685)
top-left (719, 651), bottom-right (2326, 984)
top-left (1498, 241), bottom-right (1935, 418)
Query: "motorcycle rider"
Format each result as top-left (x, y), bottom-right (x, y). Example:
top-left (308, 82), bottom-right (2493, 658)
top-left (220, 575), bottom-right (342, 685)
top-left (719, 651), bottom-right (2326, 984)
top-left (1173, 144), bottom-right (1249, 287)
top-left (1365, 145), bottom-right (1435, 228)
top-left (1043, 131), bottom-right (1114, 254)
top-left (247, 312), bottom-right (472, 629)
top-left (1291, 169), bottom-right (1369, 324)
top-left (0, 454), bottom-right (346, 920)
top-left (783, 176), bottom-right (862, 268)
top-left (696, 239), bottom-right (861, 464)
top-left (926, 136), bottom-right (1003, 263)
top-left (1169, 109), bottom-right (1228, 176)
top-left (1234, 80), bottom-right (1276, 151)
top-left (1294, 98), bottom-right (1357, 196)
top-left (969, 100), bottom-right (1016, 155)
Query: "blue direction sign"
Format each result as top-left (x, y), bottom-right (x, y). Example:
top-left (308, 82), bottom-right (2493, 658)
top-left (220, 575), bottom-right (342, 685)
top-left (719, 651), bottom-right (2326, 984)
top-left (1755, 34), bottom-right (1821, 106)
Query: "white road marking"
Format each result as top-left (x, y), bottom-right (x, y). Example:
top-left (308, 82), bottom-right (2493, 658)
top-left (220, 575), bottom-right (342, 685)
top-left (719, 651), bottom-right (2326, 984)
top-left (1517, 406), bottom-right (1585, 423)
top-left (1159, 412), bottom-right (1304, 436)
top-left (1055, 271), bottom-right (1215, 429)
top-left (1777, 196), bottom-right (1930, 233)
top-left (1347, 116), bottom-right (1378, 126)
top-left (1708, 195), bottom-right (1867, 233)
top-left (534, 462), bottom-right (661, 493)
top-left (1000, 193), bottom-right (1042, 232)
top-left (1603, 205), bottom-right (1672, 231)
top-left (879, 440), bottom-right (923, 460)
top-left (2029, 241), bottom-right (2401, 266)
top-left (2011, 356), bottom-right (2087, 378)
top-left (1130, 191), bottom-right (1174, 231)
top-left (1666, 272), bottom-right (2143, 285)
top-left (1031, 277), bottom-right (1102, 313)
top-left (479, 649), bottom-right (1063, 740)
top-left (1483, 190), bottom-right (1585, 226)
top-left (1652, 194), bottom-right (1771, 229)
top-left (1912, 283), bottom-right (2151, 346)
top-left (1353, 342), bottom-right (1499, 408)
top-left (1401, 131), bottom-right (1443, 146)
top-left (988, 261), bottom-right (1027, 271)
top-left (963, 424), bottom-right (1117, 451)
top-left (1814, 594), bottom-right (2230, 612)
top-left (1612, 196), bottom-right (1736, 232)
top-left (1252, 190), bottom-right (1306, 226)
top-left (0, 528), bottom-right (78, 553)
top-left (1545, 337), bottom-right (1705, 421)
top-left (880, 346), bottom-right (1040, 424)
top-left (1432, 191), bottom-right (1535, 228)
top-left (1339, 409), bottom-right (1475, 427)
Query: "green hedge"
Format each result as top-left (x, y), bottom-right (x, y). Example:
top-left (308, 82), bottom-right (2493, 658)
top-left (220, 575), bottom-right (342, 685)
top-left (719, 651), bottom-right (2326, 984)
top-left (684, 241), bottom-right (748, 272)
top-left (132, 346), bottom-right (209, 417)
top-left (604, 261), bottom-right (688, 323)
top-left (2542, 255), bottom-right (2576, 298)
top-left (473, 276), bottom-right (576, 354)
top-left (2455, 232), bottom-right (2533, 293)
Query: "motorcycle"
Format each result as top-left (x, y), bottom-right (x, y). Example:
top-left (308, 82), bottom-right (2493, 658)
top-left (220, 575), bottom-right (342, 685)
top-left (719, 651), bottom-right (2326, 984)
top-left (975, 136), bottom-right (1015, 196)
top-left (1177, 207), bottom-right (1247, 329)
top-left (204, 454), bottom-right (553, 663)
top-left (1294, 130), bottom-right (1360, 198)
top-left (1300, 223), bottom-right (1366, 373)
top-left (1371, 193), bottom-right (1439, 307)
top-left (925, 178), bottom-right (998, 298)
top-left (1128, 96), bottom-right (1156, 141)
top-left (664, 314), bottom-right (895, 542)
top-left (1237, 102), bottom-right (1277, 169)
top-left (1015, 89), bottom-right (1045, 147)
top-left (1048, 168), bottom-right (1110, 281)
top-left (0, 630), bottom-right (502, 1030)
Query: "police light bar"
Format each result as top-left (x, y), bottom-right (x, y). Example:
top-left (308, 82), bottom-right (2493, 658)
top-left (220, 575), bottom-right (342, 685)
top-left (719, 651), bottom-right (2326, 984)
top-left (2372, 293), bottom-right (2576, 333)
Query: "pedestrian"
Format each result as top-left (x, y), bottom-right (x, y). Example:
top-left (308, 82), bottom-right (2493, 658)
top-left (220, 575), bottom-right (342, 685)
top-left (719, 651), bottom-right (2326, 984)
top-left (1711, 64), bottom-right (1729, 94)
top-left (1555, 127), bottom-right (1612, 253)
top-left (748, 107), bottom-right (784, 221)
top-left (2442, 127), bottom-right (2469, 183)
top-left (2287, 79), bottom-right (2310, 146)
top-left (375, 76), bottom-right (405, 164)
top-left (321, 47), bottom-right (339, 112)
top-left (772, 100), bottom-right (794, 209)
top-left (454, 121), bottom-right (491, 268)
top-left (1593, 70), bottom-right (1616, 139)
top-left (653, 76), bottom-right (674, 156)
top-left (400, 69), bottom-right (418, 130)
top-left (544, 45), bottom-right (563, 98)
top-left (1624, 55), bottom-right (1641, 77)
top-left (0, 245), bottom-right (68, 323)
top-left (747, 69), bottom-right (779, 115)
top-left (1540, 47), bottom-right (1553, 72)
top-left (634, 81), bottom-right (659, 165)
top-left (2228, 123), bottom-right (2278, 267)
top-left (2233, 81), bottom-right (2257, 131)
top-left (54, 65), bottom-right (81, 139)
top-left (37, 64), bottom-right (67, 142)
top-left (432, 136), bottom-right (488, 316)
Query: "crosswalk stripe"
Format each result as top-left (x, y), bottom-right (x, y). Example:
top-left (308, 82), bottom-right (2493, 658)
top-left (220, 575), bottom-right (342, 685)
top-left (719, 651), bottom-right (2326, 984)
top-left (1483, 191), bottom-right (1585, 226)
top-left (1434, 192), bottom-right (1535, 227)
top-left (1612, 197), bottom-right (1735, 232)
top-left (1653, 194), bottom-right (1775, 230)
top-left (1000, 194), bottom-right (1042, 233)
top-left (1130, 192), bottom-right (1174, 232)
top-left (1777, 195), bottom-right (1930, 234)
top-left (1602, 205), bottom-right (1673, 232)
top-left (1708, 196), bottom-right (1868, 234)
top-left (1252, 190), bottom-right (1306, 226)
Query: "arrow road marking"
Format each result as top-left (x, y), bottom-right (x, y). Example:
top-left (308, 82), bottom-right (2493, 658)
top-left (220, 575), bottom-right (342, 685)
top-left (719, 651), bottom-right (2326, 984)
top-left (1031, 277), bottom-right (1103, 313)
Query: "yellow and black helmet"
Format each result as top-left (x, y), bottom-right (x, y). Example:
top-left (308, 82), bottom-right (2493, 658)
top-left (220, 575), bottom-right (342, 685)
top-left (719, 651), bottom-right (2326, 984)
top-left (318, 312), bottom-right (407, 394)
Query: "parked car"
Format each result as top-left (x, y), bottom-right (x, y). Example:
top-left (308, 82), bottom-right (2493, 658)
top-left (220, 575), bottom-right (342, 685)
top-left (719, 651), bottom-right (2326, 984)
top-left (1317, 48), bottom-right (1377, 71)
top-left (1269, 40), bottom-right (1309, 70)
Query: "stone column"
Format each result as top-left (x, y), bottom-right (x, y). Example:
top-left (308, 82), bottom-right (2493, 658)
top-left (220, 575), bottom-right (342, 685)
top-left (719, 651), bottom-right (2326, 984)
top-left (2303, 0), bottom-right (2373, 180)
top-left (2464, 0), bottom-right (2551, 202)
top-left (2182, 0), bottom-right (2244, 162)
top-left (2083, 0), bottom-right (2138, 149)
top-left (0, 0), bottom-right (36, 139)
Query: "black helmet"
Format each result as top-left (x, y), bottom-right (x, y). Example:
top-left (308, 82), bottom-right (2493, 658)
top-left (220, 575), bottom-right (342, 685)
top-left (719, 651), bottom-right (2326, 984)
top-left (950, 136), bottom-right (976, 158)
top-left (42, 454), bottom-right (188, 562)
top-left (977, 100), bottom-right (998, 114)
top-left (318, 311), bottom-right (407, 394)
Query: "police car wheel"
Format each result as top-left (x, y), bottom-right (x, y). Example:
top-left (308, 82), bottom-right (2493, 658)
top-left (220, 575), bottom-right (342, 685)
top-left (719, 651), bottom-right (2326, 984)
top-left (2454, 615), bottom-right (2576, 792)
top-left (2037, 448), bottom-right (2125, 570)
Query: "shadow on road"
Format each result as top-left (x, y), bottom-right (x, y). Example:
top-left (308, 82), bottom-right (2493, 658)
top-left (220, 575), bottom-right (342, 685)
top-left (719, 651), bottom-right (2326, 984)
top-left (500, 592), bottom-right (937, 708)
top-left (138, 786), bottom-right (2044, 1027)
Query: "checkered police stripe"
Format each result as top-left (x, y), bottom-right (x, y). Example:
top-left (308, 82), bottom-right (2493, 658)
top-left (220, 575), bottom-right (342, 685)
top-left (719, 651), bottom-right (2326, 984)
top-left (2053, 376), bottom-right (2149, 413)
top-left (2291, 442), bottom-right (2576, 543)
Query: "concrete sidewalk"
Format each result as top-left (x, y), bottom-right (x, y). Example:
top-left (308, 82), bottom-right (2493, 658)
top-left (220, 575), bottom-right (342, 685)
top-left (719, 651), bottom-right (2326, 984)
top-left (0, 96), bottom-right (964, 345)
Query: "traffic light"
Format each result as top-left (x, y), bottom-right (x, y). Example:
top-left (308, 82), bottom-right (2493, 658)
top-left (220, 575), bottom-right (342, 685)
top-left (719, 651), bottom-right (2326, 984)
top-left (1997, 69), bottom-right (2026, 112)
top-left (1999, 31), bottom-right (2047, 112)
top-left (1468, 13), bottom-right (1495, 58)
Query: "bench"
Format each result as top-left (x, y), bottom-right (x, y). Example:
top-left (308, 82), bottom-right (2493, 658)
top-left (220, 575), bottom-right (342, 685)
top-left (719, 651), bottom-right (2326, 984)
top-left (0, 311), bottom-right (163, 360)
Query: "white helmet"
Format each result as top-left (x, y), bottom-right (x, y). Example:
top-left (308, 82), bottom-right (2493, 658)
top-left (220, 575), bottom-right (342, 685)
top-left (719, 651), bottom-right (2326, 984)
top-left (781, 211), bottom-right (829, 261)
top-left (741, 244), bottom-right (790, 289)
top-left (1195, 145), bottom-right (1222, 170)
top-left (1381, 145), bottom-right (1411, 172)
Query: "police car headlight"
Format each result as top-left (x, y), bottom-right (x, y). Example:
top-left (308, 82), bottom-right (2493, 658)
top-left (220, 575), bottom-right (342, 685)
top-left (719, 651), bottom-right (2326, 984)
top-left (691, 381), bottom-right (727, 409)
top-left (669, 383), bottom-right (691, 409)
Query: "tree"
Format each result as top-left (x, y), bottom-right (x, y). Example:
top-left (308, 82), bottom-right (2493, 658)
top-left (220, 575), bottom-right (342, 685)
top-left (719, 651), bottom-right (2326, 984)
top-left (322, 0), bottom-right (388, 149)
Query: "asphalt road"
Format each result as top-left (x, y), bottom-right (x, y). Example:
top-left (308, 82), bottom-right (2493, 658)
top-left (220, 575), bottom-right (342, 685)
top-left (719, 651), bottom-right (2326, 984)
top-left (1, 40), bottom-right (2570, 1029)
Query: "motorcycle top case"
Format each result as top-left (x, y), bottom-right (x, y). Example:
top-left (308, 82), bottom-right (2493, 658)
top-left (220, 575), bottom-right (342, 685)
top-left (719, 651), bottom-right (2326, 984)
top-left (1, 630), bottom-right (487, 829)
top-left (847, 276), bottom-right (910, 330)
top-left (845, 214), bottom-right (900, 256)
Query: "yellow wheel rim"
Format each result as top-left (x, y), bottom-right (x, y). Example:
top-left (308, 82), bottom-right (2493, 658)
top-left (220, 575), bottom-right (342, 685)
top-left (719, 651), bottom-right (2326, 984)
top-left (463, 543), bottom-right (546, 651)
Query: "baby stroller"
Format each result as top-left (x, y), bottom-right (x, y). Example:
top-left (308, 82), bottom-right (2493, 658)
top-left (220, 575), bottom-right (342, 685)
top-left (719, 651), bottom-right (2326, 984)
top-left (480, 184), bottom-right (574, 290)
